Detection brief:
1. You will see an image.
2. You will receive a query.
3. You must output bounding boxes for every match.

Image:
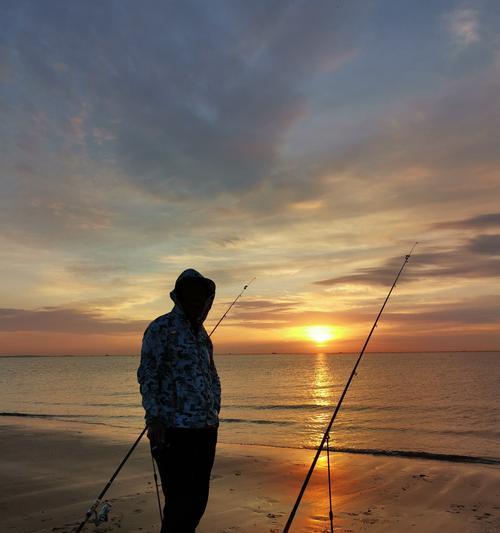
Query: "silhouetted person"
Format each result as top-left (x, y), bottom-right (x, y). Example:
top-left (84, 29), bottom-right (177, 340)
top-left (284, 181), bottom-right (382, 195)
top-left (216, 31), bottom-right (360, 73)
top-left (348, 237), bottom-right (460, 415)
top-left (137, 269), bottom-right (221, 533)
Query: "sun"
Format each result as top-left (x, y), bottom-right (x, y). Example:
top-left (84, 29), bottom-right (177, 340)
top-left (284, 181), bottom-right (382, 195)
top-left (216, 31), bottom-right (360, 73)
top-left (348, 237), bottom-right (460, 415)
top-left (305, 325), bottom-right (335, 345)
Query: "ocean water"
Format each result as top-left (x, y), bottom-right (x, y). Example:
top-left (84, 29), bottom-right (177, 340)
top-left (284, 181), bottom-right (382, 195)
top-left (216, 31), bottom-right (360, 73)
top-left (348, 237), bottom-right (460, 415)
top-left (0, 352), bottom-right (499, 464)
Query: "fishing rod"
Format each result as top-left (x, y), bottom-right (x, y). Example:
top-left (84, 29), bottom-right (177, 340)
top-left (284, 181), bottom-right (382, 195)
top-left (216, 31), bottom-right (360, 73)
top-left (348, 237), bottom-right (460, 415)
top-left (282, 243), bottom-right (417, 533)
top-left (75, 428), bottom-right (146, 532)
top-left (75, 277), bottom-right (256, 533)
top-left (209, 277), bottom-right (256, 336)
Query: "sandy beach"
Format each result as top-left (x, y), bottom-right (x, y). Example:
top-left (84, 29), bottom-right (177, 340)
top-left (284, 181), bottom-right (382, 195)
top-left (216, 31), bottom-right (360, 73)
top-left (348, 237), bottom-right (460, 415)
top-left (0, 417), bottom-right (498, 533)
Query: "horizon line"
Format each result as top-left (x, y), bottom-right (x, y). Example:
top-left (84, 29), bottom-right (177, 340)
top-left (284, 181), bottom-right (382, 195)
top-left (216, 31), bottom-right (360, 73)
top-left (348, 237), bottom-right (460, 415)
top-left (0, 349), bottom-right (499, 358)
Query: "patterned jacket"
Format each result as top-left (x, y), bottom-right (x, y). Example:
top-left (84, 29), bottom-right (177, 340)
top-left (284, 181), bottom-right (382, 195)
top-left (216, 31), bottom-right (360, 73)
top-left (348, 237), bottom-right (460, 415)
top-left (137, 269), bottom-right (221, 428)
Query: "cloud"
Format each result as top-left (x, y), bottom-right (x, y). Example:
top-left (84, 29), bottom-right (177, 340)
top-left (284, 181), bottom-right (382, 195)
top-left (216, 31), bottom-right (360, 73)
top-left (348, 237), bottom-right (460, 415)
top-left (433, 213), bottom-right (500, 230)
top-left (2, 0), bottom-right (498, 249)
top-left (468, 234), bottom-right (500, 255)
top-left (272, 48), bottom-right (500, 233)
top-left (0, 0), bottom-right (364, 198)
top-left (313, 238), bottom-right (500, 287)
top-left (445, 7), bottom-right (480, 47)
top-left (223, 293), bottom-right (500, 333)
top-left (0, 0), bottom-right (371, 256)
top-left (0, 307), bottom-right (147, 334)
top-left (231, 299), bottom-right (300, 311)
top-left (385, 295), bottom-right (500, 326)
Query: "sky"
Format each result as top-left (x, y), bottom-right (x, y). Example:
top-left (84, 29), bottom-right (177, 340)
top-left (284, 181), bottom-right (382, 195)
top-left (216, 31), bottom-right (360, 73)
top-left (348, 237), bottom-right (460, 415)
top-left (0, 0), bottom-right (499, 355)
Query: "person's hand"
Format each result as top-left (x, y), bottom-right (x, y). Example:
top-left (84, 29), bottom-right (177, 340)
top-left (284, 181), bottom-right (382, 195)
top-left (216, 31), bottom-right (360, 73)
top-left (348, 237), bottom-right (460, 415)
top-left (147, 418), bottom-right (167, 451)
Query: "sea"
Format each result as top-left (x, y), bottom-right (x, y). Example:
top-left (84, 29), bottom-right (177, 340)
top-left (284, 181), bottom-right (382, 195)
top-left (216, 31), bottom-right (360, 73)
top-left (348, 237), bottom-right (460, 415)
top-left (1, 352), bottom-right (499, 464)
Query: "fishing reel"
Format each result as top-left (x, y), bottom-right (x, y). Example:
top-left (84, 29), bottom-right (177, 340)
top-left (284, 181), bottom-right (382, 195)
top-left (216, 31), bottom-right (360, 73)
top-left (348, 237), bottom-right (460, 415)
top-left (93, 501), bottom-right (111, 526)
top-left (86, 499), bottom-right (112, 527)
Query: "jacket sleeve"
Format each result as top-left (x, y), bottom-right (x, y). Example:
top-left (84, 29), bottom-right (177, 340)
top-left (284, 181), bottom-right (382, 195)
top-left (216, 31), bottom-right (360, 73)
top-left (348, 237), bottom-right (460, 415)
top-left (207, 337), bottom-right (222, 414)
top-left (137, 322), bottom-right (175, 425)
top-left (212, 365), bottom-right (221, 414)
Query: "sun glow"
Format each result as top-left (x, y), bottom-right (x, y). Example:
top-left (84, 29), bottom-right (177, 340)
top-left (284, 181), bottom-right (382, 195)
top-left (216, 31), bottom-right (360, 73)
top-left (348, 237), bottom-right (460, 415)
top-left (305, 325), bottom-right (335, 345)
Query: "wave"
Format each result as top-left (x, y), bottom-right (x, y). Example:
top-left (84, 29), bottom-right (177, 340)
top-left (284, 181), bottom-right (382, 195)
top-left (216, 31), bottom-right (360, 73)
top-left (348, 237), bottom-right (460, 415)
top-left (0, 411), bottom-right (88, 419)
top-left (225, 403), bottom-right (402, 412)
top-left (0, 411), bottom-right (135, 430)
top-left (255, 404), bottom-right (328, 411)
top-left (0, 412), bottom-right (294, 428)
top-left (309, 445), bottom-right (500, 465)
top-left (219, 439), bottom-right (499, 465)
top-left (221, 417), bottom-right (293, 426)
top-left (223, 403), bottom-right (325, 411)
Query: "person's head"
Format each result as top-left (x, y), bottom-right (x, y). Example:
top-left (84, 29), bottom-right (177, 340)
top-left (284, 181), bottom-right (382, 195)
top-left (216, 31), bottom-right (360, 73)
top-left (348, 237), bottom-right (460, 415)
top-left (171, 269), bottom-right (216, 326)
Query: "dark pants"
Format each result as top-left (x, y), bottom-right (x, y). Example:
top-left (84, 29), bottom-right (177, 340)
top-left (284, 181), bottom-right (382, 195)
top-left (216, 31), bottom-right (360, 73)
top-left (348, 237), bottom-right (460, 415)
top-left (151, 426), bottom-right (218, 533)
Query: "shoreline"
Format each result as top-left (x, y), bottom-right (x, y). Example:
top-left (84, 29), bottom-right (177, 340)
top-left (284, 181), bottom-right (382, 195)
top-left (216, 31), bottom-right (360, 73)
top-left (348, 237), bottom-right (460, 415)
top-left (1, 413), bottom-right (498, 466)
top-left (0, 417), bottom-right (499, 532)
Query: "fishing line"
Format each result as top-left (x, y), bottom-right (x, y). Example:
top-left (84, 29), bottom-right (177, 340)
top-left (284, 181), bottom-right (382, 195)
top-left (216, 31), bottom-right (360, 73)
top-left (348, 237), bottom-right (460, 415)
top-left (282, 243), bottom-right (417, 532)
top-left (326, 432), bottom-right (334, 533)
top-left (151, 448), bottom-right (163, 521)
top-left (74, 277), bottom-right (256, 532)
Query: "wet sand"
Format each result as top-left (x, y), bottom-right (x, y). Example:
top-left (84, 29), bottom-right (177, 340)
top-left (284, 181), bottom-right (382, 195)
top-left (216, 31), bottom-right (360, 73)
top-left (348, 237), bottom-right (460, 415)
top-left (0, 417), bottom-right (498, 532)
